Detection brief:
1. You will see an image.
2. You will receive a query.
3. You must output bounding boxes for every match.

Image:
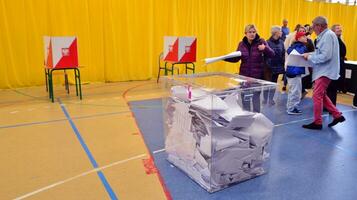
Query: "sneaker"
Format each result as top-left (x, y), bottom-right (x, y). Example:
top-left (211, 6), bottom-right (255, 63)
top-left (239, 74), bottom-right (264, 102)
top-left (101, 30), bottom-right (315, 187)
top-left (269, 100), bottom-right (276, 106)
top-left (352, 104), bottom-right (357, 109)
top-left (328, 116), bottom-right (345, 127)
top-left (302, 122), bottom-right (322, 130)
top-left (287, 108), bottom-right (302, 115)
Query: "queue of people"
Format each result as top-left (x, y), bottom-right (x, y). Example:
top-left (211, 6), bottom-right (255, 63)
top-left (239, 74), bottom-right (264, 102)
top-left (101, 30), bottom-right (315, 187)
top-left (224, 16), bottom-right (354, 130)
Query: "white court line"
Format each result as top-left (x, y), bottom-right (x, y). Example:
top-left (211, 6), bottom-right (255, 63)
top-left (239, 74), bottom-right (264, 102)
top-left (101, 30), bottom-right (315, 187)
top-left (153, 148), bottom-right (166, 154)
top-left (14, 153), bottom-right (146, 200)
top-left (152, 109), bottom-right (357, 155)
top-left (275, 108), bottom-right (357, 127)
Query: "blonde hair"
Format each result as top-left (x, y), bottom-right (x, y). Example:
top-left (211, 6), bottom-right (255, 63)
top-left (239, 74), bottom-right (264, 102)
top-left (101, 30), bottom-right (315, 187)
top-left (331, 24), bottom-right (341, 31)
top-left (245, 24), bottom-right (257, 33)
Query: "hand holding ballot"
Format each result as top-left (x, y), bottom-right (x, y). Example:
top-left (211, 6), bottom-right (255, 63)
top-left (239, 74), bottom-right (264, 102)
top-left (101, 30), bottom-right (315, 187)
top-left (286, 49), bottom-right (311, 67)
top-left (204, 51), bottom-right (242, 65)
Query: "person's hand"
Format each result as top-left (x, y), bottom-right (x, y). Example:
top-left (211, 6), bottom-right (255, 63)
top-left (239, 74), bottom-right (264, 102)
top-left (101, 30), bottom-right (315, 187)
top-left (302, 53), bottom-right (309, 60)
top-left (258, 44), bottom-right (265, 51)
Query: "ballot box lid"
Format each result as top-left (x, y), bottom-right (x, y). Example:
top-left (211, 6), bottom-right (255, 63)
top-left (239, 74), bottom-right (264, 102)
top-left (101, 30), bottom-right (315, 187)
top-left (164, 72), bottom-right (277, 94)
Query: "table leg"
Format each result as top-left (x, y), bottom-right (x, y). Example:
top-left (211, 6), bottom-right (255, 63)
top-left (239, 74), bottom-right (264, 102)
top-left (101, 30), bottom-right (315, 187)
top-left (75, 68), bottom-right (82, 100)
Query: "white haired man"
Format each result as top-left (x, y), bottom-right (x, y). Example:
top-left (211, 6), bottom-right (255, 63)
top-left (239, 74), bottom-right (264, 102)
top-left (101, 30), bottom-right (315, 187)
top-left (302, 16), bottom-right (345, 130)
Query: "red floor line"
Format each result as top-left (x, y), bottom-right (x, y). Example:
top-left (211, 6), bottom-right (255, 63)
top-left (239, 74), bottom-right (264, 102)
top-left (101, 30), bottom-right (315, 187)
top-left (122, 83), bottom-right (173, 200)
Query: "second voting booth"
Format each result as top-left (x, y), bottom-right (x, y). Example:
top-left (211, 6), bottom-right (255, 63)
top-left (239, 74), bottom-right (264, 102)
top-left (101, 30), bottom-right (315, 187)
top-left (43, 36), bottom-right (82, 102)
top-left (162, 72), bottom-right (277, 192)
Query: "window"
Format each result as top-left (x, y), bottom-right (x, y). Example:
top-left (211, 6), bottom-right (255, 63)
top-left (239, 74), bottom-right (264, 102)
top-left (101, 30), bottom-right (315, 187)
top-left (306, 0), bottom-right (357, 5)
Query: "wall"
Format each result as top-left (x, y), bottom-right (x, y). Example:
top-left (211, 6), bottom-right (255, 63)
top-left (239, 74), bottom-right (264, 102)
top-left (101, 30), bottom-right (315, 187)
top-left (0, 0), bottom-right (356, 88)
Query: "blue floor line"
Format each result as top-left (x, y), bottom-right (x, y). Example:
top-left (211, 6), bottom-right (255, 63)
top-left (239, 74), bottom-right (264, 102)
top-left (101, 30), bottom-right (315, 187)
top-left (58, 98), bottom-right (118, 200)
top-left (0, 111), bottom-right (130, 130)
top-left (0, 118), bottom-right (67, 129)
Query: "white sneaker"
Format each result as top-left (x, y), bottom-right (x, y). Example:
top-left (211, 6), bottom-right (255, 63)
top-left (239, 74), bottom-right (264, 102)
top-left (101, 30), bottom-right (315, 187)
top-left (352, 104), bottom-right (357, 109)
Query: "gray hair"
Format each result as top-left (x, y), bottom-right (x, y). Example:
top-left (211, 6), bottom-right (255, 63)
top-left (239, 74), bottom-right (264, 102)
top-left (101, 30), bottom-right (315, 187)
top-left (271, 25), bottom-right (281, 34)
top-left (331, 24), bottom-right (341, 31)
top-left (244, 24), bottom-right (257, 33)
top-left (312, 16), bottom-right (328, 26)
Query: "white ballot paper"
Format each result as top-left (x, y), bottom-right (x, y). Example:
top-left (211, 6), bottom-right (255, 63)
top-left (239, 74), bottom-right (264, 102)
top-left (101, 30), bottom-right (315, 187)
top-left (205, 51), bottom-right (242, 64)
top-left (286, 50), bottom-right (310, 67)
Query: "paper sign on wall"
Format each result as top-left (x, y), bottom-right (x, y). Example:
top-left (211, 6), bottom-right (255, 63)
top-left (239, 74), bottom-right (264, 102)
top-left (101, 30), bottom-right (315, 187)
top-left (44, 36), bottom-right (78, 69)
top-left (163, 36), bottom-right (196, 63)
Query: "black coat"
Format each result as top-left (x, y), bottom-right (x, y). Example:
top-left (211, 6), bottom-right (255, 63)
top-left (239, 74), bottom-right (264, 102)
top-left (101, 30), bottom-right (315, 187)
top-left (266, 36), bottom-right (285, 74)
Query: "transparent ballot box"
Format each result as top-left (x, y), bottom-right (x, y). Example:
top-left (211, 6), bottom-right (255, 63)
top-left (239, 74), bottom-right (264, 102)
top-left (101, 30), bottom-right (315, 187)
top-left (162, 72), bottom-right (277, 192)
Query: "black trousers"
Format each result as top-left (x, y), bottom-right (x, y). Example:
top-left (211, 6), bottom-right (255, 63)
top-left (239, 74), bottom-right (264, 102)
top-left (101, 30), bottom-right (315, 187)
top-left (241, 91), bottom-right (261, 113)
top-left (353, 87), bottom-right (357, 106)
top-left (327, 80), bottom-right (338, 105)
top-left (337, 64), bottom-right (347, 93)
top-left (302, 73), bottom-right (312, 92)
top-left (263, 73), bottom-right (279, 102)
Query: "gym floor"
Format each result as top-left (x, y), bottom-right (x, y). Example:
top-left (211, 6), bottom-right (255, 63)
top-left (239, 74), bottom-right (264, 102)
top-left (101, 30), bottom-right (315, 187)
top-left (0, 79), bottom-right (355, 200)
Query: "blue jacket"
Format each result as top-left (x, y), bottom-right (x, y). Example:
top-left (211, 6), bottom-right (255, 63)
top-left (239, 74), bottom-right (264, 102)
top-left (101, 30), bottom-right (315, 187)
top-left (266, 36), bottom-right (285, 74)
top-left (307, 29), bottom-right (340, 81)
top-left (281, 26), bottom-right (290, 41)
top-left (286, 41), bottom-right (307, 77)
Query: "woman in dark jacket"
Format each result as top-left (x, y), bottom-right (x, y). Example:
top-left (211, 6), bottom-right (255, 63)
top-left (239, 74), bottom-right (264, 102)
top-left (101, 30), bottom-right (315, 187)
top-left (264, 25), bottom-right (285, 105)
top-left (225, 24), bottom-right (275, 112)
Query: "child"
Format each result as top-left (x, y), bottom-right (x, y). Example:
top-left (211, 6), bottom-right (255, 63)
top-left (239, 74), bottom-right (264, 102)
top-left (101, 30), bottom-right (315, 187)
top-left (286, 31), bottom-right (307, 115)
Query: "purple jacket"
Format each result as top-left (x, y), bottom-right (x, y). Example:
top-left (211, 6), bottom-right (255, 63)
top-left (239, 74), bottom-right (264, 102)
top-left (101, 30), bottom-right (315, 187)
top-left (225, 34), bottom-right (275, 79)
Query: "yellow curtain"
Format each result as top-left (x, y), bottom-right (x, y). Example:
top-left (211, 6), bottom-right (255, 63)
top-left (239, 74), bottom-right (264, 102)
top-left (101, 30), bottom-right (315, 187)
top-left (1, 0), bottom-right (356, 88)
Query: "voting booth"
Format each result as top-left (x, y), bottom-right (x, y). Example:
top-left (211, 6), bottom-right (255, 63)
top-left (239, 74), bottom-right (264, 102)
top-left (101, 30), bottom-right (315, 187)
top-left (163, 36), bottom-right (197, 63)
top-left (43, 36), bottom-right (82, 102)
top-left (157, 36), bottom-right (197, 81)
top-left (162, 72), bottom-right (276, 192)
top-left (44, 36), bottom-right (78, 69)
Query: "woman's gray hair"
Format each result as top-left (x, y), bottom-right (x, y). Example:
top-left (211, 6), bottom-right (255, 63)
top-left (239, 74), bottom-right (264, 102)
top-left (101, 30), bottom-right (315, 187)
top-left (244, 24), bottom-right (257, 33)
top-left (271, 25), bottom-right (281, 34)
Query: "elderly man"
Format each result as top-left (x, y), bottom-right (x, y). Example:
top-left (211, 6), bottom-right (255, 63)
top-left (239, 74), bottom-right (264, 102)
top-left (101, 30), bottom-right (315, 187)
top-left (302, 16), bottom-right (345, 130)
